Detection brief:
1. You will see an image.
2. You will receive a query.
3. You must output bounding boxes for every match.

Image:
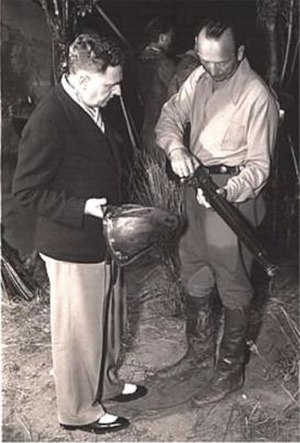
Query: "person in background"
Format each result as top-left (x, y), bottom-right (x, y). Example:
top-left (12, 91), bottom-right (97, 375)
top-left (137, 16), bottom-right (176, 162)
top-left (12, 33), bottom-right (147, 435)
top-left (166, 33), bottom-right (201, 162)
top-left (156, 18), bottom-right (279, 406)
top-left (167, 38), bottom-right (201, 99)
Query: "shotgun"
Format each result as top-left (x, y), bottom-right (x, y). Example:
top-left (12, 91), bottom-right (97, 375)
top-left (183, 166), bottom-right (277, 277)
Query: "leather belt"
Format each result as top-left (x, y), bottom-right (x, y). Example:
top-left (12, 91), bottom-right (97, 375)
top-left (203, 164), bottom-right (243, 174)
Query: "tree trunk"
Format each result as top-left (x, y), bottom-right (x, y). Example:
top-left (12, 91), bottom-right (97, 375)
top-left (266, 21), bottom-right (279, 86)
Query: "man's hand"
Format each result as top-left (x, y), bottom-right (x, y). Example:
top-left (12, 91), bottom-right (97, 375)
top-left (84, 198), bottom-right (107, 218)
top-left (196, 188), bottom-right (211, 208)
top-left (197, 187), bottom-right (227, 208)
top-left (169, 148), bottom-right (200, 178)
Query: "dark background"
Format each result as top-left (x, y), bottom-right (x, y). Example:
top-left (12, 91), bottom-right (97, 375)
top-left (76, 0), bottom-right (266, 75)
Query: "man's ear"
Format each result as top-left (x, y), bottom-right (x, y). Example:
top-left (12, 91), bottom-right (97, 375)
top-left (158, 33), bottom-right (166, 45)
top-left (79, 74), bottom-right (90, 88)
top-left (237, 45), bottom-right (245, 61)
top-left (194, 36), bottom-right (198, 52)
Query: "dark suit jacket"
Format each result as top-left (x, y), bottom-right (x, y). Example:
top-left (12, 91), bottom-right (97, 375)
top-left (13, 85), bottom-right (124, 263)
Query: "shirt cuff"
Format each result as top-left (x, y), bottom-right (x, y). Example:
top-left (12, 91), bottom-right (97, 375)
top-left (167, 145), bottom-right (189, 158)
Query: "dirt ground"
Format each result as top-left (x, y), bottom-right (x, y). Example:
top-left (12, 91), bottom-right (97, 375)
top-left (2, 256), bottom-right (300, 442)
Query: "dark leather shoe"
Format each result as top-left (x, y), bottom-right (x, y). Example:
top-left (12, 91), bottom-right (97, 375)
top-left (60, 416), bottom-right (130, 434)
top-left (111, 385), bottom-right (147, 402)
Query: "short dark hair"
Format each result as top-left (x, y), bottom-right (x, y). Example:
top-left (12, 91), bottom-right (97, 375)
top-left (196, 18), bottom-right (243, 51)
top-left (68, 34), bottom-right (125, 74)
top-left (143, 16), bottom-right (174, 44)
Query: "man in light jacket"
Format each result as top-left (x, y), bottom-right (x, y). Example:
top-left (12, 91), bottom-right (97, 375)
top-left (156, 18), bottom-right (279, 406)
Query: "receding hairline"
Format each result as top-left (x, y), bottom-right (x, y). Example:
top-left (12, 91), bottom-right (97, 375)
top-left (195, 17), bottom-right (245, 53)
top-left (197, 26), bottom-right (241, 55)
top-left (198, 25), bottom-right (234, 42)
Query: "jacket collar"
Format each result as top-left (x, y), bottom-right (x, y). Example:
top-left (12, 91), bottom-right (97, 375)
top-left (55, 84), bottom-right (109, 148)
top-left (54, 84), bottom-right (122, 176)
top-left (61, 75), bottom-right (105, 132)
top-left (141, 46), bottom-right (168, 60)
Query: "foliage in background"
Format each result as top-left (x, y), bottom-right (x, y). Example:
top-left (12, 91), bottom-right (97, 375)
top-left (1, 237), bottom-right (45, 302)
top-left (256, 0), bottom-right (299, 87)
top-left (38, 0), bottom-right (94, 82)
top-left (118, 95), bottom-right (186, 284)
top-left (256, 0), bottom-right (299, 256)
top-left (2, 26), bottom-right (36, 112)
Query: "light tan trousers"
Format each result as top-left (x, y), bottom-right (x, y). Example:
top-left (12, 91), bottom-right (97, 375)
top-left (41, 255), bottom-right (125, 425)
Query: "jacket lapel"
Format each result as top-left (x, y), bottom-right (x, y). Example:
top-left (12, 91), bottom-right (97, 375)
top-left (55, 85), bottom-right (122, 174)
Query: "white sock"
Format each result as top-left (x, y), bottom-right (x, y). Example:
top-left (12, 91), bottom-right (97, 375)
top-left (98, 413), bottom-right (118, 424)
top-left (122, 383), bottom-right (137, 394)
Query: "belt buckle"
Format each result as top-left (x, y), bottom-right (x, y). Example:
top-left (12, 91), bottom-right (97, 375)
top-left (220, 165), bottom-right (228, 174)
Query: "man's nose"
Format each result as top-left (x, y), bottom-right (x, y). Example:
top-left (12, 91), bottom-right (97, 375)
top-left (207, 63), bottom-right (218, 77)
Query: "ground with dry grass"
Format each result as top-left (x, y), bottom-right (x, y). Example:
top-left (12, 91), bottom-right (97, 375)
top-left (2, 256), bottom-right (299, 442)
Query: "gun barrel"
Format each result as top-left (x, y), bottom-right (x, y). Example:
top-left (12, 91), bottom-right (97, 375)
top-left (189, 167), bottom-right (277, 277)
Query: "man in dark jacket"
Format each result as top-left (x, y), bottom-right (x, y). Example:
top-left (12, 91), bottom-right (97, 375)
top-left (137, 16), bottom-right (176, 162)
top-left (167, 41), bottom-right (201, 99)
top-left (13, 34), bottom-right (147, 435)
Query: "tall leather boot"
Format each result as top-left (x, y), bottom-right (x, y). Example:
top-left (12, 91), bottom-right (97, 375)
top-left (156, 293), bottom-right (220, 378)
top-left (192, 306), bottom-right (250, 407)
top-left (186, 294), bottom-right (220, 364)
